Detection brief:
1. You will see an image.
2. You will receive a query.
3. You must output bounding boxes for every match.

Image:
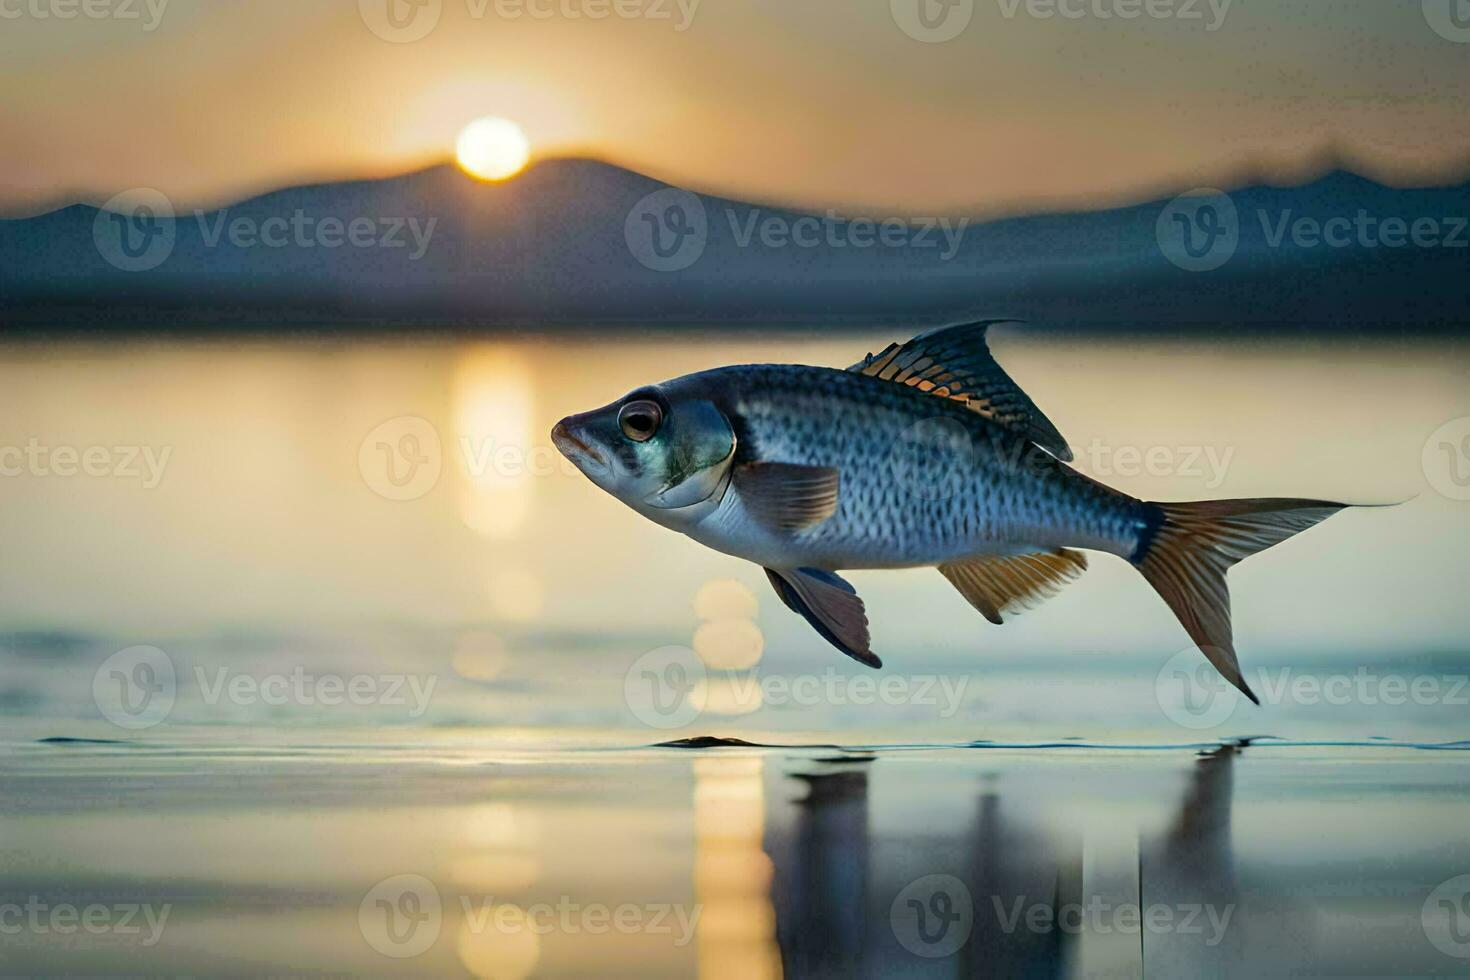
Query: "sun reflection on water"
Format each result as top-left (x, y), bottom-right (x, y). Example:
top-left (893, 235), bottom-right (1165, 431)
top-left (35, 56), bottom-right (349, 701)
top-left (454, 802), bottom-right (545, 979)
top-left (454, 345), bottom-right (535, 538)
top-left (692, 756), bottom-right (782, 979)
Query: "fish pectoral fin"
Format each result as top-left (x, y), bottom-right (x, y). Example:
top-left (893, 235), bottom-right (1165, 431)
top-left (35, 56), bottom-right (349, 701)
top-left (734, 462), bottom-right (840, 532)
top-left (938, 549), bottom-right (1089, 625)
top-left (846, 319), bottom-right (1074, 461)
top-left (764, 567), bottom-right (881, 669)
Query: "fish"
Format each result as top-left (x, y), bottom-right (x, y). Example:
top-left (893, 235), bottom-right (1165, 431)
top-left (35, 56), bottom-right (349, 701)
top-left (551, 320), bottom-right (1356, 703)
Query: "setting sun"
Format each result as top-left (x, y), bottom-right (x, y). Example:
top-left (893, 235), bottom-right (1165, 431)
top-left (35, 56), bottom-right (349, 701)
top-left (455, 116), bottom-right (530, 182)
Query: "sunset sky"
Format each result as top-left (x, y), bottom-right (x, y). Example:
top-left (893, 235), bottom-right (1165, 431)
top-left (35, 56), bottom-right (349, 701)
top-left (2, 0), bottom-right (1469, 216)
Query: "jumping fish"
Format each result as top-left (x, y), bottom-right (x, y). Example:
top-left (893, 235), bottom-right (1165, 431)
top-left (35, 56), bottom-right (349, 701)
top-left (551, 320), bottom-right (1354, 702)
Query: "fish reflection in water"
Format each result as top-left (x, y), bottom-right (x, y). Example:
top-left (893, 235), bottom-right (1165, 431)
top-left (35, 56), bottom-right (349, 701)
top-left (765, 750), bottom-right (1242, 978)
top-left (767, 765), bottom-right (871, 976)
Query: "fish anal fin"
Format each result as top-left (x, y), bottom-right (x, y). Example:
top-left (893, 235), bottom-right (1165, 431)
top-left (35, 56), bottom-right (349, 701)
top-left (848, 319), bottom-right (1073, 461)
top-left (765, 567), bottom-right (880, 668)
top-left (734, 462), bottom-right (839, 532)
top-left (938, 549), bottom-right (1089, 625)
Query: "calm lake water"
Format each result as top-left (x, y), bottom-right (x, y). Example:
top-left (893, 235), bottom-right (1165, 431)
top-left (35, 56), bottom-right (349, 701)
top-left (2, 331), bottom-right (1468, 976)
top-left (3, 735), bottom-right (1469, 977)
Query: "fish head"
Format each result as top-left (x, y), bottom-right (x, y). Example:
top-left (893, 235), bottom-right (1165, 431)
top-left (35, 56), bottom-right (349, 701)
top-left (552, 383), bottom-right (736, 515)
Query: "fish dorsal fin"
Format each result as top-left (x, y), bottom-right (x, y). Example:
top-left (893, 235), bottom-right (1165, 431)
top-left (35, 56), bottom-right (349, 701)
top-left (764, 567), bottom-right (880, 668)
top-left (847, 319), bottom-right (1073, 461)
top-left (938, 549), bottom-right (1089, 625)
top-left (733, 462), bottom-right (840, 532)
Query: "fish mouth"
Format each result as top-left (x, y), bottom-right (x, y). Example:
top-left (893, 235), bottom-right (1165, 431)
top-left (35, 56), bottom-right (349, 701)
top-left (551, 419), bottom-right (607, 471)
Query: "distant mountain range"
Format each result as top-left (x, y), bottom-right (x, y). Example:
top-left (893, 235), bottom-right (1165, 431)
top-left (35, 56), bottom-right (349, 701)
top-left (1, 158), bottom-right (1466, 333)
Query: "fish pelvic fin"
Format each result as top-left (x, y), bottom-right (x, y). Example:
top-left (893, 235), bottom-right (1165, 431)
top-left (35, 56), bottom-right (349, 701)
top-left (764, 567), bottom-right (880, 668)
top-left (1131, 498), bottom-right (1350, 705)
top-left (938, 549), bottom-right (1088, 625)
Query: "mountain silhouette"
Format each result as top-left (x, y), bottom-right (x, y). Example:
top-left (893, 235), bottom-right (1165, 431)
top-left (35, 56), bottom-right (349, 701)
top-left (1, 158), bottom-right (1466, 333)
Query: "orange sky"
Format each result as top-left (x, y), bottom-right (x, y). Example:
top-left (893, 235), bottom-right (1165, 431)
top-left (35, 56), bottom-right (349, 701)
top-left (2, 0), bottom-right (1469, 216)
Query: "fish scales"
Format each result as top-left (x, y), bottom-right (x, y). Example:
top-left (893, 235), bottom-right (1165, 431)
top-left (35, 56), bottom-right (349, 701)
top-left (679, 364), bottom-right (1150, 568)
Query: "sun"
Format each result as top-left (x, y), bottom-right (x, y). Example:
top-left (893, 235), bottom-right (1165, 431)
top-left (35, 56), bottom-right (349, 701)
top-left (455, 117), bottom-right (531, 182)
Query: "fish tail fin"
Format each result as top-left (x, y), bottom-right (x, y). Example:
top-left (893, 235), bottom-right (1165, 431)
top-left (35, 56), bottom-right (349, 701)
top-left (1131, 497), bottom-right (1350, 704)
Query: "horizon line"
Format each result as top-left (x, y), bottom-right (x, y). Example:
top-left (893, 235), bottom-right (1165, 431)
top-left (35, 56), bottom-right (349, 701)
top-left (5, 148), bottom-right (1470, 224)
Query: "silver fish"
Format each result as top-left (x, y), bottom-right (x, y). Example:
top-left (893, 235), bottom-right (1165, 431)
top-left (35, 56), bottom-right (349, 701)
top-left (552, 320), bottom-right (1352, 702)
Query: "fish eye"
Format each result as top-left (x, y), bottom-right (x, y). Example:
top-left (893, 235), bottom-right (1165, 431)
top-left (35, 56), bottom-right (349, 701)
top-left (618, 399), bottom-right (663, 442)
